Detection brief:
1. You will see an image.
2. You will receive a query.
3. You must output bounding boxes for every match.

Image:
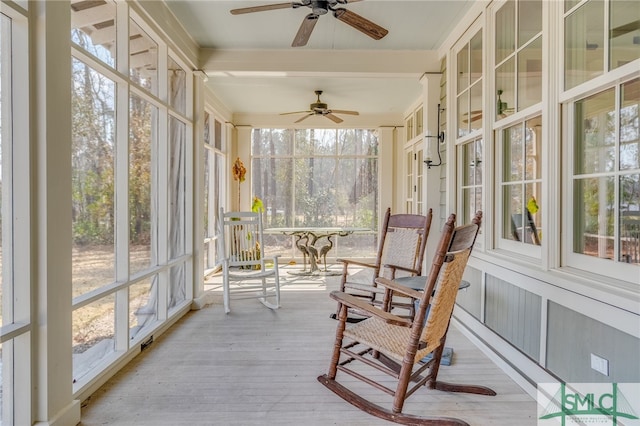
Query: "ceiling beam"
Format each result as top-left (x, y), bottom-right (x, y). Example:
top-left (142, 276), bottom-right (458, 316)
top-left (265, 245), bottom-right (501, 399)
top-left (200, 49), bottom-right (440, 77)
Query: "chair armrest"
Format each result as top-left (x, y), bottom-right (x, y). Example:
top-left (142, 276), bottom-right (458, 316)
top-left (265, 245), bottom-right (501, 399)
top-left (329, 291), bottom-right (411, 327)
top-left (375, 277), bottom-right (423, 300)
top-left (383, 263), bottom-right (421, 275)
top-left (336, 258), bottom-right (377, 269)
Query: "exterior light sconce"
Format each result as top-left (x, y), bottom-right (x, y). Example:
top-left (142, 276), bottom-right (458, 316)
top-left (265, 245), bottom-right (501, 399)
top-left (424, 103), bottom-right (445, 169)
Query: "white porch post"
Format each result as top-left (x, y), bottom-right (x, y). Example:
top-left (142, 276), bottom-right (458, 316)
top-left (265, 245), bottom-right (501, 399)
top-left (32, 1), bottom-right (80, 425)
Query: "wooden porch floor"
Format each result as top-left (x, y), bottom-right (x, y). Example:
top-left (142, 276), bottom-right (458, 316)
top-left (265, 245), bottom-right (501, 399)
top-left (79, 265), bottom-right (537, 425)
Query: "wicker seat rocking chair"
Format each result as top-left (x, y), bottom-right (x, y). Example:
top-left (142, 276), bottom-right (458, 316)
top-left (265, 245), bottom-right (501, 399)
top-left (318, 211), bottom-right (495, 425)
top-left (335, 207), bottom-right (433, 320)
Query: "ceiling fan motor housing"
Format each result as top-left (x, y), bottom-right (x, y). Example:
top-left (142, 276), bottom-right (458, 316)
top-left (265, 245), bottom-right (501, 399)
top-left (311, 0), bottom-right (329, 15)
top-left (311, 101), bottom-right (328, 111)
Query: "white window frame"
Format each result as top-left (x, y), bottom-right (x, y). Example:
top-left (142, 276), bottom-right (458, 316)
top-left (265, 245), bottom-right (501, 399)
top-left (0, 3), bottom-right (31, 424)
top-left (453, 19), bottom-right (485, 250)
top-left (559, 0), bottom-right (640, 285)
top-left (561, 76), bottom-right (640, 284)
top-left (70, 5), bottom-right (195, 394)
top-left (203, 106), bottom-right (228, 275)
top-left (494, 113), bottom-right (543, 259)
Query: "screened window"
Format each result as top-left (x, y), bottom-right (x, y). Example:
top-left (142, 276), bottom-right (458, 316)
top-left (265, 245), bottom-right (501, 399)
top-left (567, 77), bottom-right (639, 281)
top-left (252, 128), bottom-right (379, 259)
top-left (70, 4), bottom-right (193, 389)
top-left (71, 0), bottom-right (116, 68)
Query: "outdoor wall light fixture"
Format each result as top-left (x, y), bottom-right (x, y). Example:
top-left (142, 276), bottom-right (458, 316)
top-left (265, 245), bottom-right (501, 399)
top-left (424, 103), bottom-right (445, 169)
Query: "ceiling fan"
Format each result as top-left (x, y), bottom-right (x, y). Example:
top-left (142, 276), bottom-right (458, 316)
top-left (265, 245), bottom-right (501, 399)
top-left (230, 0), bottom-right (388, 47)
top-left (280, 90), bottom-right (359, 123)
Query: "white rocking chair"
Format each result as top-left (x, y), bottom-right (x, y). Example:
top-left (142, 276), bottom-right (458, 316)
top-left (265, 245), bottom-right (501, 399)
top-left (218, 208), bottom-right (281, 313)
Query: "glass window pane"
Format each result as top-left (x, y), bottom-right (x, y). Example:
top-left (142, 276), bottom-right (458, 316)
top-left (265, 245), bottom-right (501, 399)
top-left (204, 148), bottom-right (211, 238)
top-left (168, 57), bottom-right (186, 114)
top-left (574, 88), bottom-right (615, 175)
top-left (496, 58), bottom-right (515, 120)
top-left (565, 0), bottom-right (605, 90)
top-left (525, 116), bottom-right (543, 180)
top-left (504, 123), bottom-right (524, 182)
top-left (214, 119), bottom-right (222, 150)
top-left (469, 82), bottom-right (483, 133)
top-left (406, 150), bottom-right (413, 199)
top-left (525, 181), bottom-right (542, 245)
top-left (609, 0), bottom-right (640, 70)
top-left (620, 78), bottom-right (640, 171)
top-left (71, 59), bottom-right (116, 297)
top-left (518, 0), bottom-right (542, 47)
top-left (461, 139), bottom-right (483, 227)
top-left (129, 94), bottom-right (157, 274)
top-left (457, 92), bottom-right (469, 138)
top-left (503, 184), bottom-right (523, 241)
top-left (496, 0), bottom-right (516, 64)
top-left (463, 142), bottom-right (475, 186)
top-left (129, 277), bottom-right (158, 343)
top-left (474, 139), bottom-right (484, 186)
top-left (129, 18), bottom-right (158, 94)
top-left (73, 294), bottom-right (115, 383)
top-left (71, 0), bottom-right (116, 68)
top-left (470, 187), bottom-right (483, 225)
top-left (574, 176), bottom-right (615, 259)
top-left (565, 0), bottom-right (581, 12)
top-left (457, 43), bottom-right (469, 94)
top-left (470, 30), bottom-right (483, 86)
top-left (518, 36), bottom-right (543, 110)
top-left (204, 112), bottom-right (210, 145)
top-left (620, 174), bottom-right (640, 264)
top-left (463, 188), bottom-right (475, 226)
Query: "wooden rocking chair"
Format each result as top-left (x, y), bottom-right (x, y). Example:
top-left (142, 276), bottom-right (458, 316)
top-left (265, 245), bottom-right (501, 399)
top-left (318, 211), bottom-right (495, 425)
top-left (335, 207), bottom-right (433, 319)
top-left (218, 208), bottom-right (281, 314)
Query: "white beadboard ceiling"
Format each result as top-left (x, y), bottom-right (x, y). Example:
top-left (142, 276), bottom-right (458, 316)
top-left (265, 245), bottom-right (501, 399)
top-left (164, 1), bottom-right (475, 123)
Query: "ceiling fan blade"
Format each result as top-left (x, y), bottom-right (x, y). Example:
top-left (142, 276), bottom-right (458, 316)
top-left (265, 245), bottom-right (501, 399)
top-left (333, 8), bottom-right (388, 40)
top-left (324, 113), bottom-right (344, 124)
top-left (230, 3), bottom-right (294, 15)
top-left (292, 14), bottom-right (319, 47)
top-left (295, 113), bottom-right (314, 123)
top-left (280, 110), bottom-right (312, 116)
top-left (330, 109), bottom-right (359, 116)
